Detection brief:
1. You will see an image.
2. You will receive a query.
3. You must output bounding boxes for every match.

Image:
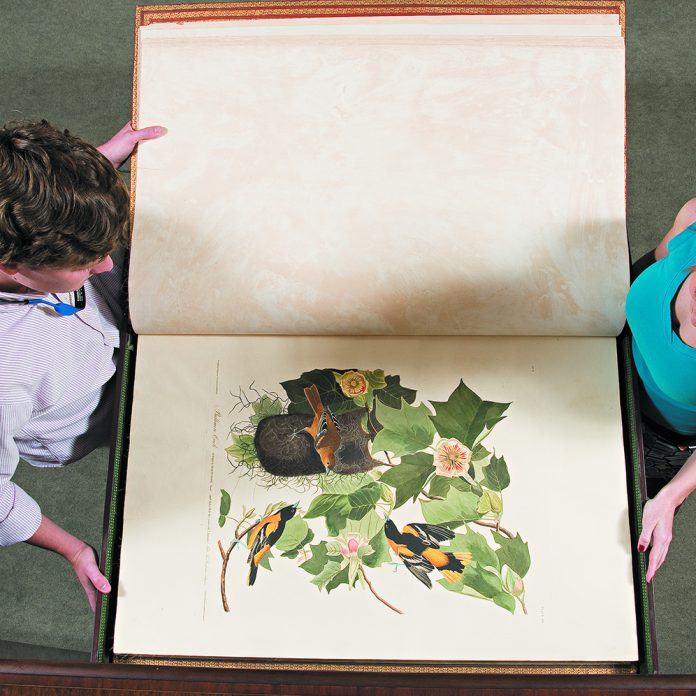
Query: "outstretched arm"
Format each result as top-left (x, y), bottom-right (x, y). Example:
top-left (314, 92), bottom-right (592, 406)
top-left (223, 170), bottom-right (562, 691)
top-left (97, 122), bottom-right (166, 170)
top-left (27, 515), bottom-right (110, 612)
top-left (638, 449), bottom-right (696, 582)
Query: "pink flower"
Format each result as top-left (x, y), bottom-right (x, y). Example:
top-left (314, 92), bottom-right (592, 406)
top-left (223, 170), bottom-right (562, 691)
top-left (339, 533), bottom-right (368, 558)
top-left (434, 438), bottom-right (473, 478)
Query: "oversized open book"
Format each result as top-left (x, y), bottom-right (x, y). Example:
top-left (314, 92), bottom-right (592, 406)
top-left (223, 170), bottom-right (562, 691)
top-left (104, 0), bottom-right (648, 674)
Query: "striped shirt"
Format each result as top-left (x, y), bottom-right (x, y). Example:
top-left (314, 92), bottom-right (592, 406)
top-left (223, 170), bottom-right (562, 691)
top-left (0, 265), bottom-right (123, 545)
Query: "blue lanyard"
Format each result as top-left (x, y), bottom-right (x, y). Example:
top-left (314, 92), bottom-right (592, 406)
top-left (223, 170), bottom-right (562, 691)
top-left (0, 287), bottom-right (86, 316)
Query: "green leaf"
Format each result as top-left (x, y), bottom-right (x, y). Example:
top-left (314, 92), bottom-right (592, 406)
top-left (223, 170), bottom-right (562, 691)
top-left (472, 445), bottom-right (491, 462)
top-left (448, 528), bottom-right (500, 571)
top-left (380, 452), bottom-right (434, 508)
top-left (299, 542), bottom-right (331, 576)
top-left (379, 481), bottom-right (395, 507)
top-left (502, 565), bottom-right (525, 598)
top-left (374, 375), bottom-right (418, 409)
top-left (493, 532), bottom-right (531, 577)
top-left (218, 515), bottom-right (226, 528)
top-left (343, 508), bottom-right (385, 542)
top-left (429, 381), bottom-right (510, 448)
top-left (275, 517), bottom-right (310, 552)
top-left (438, 561), bottom-right (502, 599)
top-left (326, 565), bottom-right (351, 593)
top-left (363, 528), bottom-right (392, 568)
top-left (428, 475), bottom-right (451, 499)
top-left (249, 394), bottom-right (284, 426)
top-left (372, 400), bottom-right (437, 457)
top-left (493, 592), bottom-right (516, 613)
top-left (428, 475), bottom-right (474, 500)
top-left (263, 500), bottom-right (289, 518)
top-left (219, 489), bottom-right (231, 518)
top-left (225, 433), bottom-right (258, 463)
top-left (340, 509), bottom-right (391, 569)
top-left (459, 563), bottom-right (503, 599)
top-left (482, 454), bottom-right (510, 492)
top-left (282, 369), bottom-right (359, 416)
top-left (318, 473), bottom-right (374, 495)
top-left (325, 540), bottom-right (344, 557)
top-left (304, 494), bottom-right (351, 536)
top-left (299, 528), bottom-right (315, 548)
top-left (311, 559), bottom-right (345, 591)
top-left (364, 369), bottom-right (388, 390)
top-left (438, 576), bottom-right (486, 599)
top-left (421, 486), bottom-right (482, 527)
top-left (259, 552), bottom-right (272, 571)
top-left (347, 482), bottom-right (382, 520)
top-left (477, 489), bottom-right (503, 515)
top-left (347, 556), bottom-right (362, 587)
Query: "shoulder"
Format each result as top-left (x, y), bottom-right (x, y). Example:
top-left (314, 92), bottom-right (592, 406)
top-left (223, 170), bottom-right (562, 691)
top-left (656, 198), bottom-right (696, 260)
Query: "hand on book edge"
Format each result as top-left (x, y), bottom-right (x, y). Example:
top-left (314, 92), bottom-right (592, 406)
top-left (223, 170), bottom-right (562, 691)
top-left (638, 449), bottom-right (696, 582)
top-left (70, 543), bottom-right (111, 613)
top-left (97, 122), bottom-right (167, 170)
top-left (638, 495), bottom-right (676, 583)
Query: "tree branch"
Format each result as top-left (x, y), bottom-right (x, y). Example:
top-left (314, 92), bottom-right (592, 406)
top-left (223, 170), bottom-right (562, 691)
top-left (360, 567), bottom-right (403, 615)
top-left (473, 518), bottom-right (514, 539)
top-left (218, 540), bottom-right (234, 612)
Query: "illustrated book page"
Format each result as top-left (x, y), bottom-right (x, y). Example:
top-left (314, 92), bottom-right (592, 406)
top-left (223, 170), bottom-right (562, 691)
top-left (114, 6), bottom-right (636, 667)
top-left (114, 333), bottom-right (637, 662)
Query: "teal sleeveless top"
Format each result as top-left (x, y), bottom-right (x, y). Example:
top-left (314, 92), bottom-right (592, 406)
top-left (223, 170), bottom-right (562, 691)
top-left (626, 225), bottom-right (696, 435)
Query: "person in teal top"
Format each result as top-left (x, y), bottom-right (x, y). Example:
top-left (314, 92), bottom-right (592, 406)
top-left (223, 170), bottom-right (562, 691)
top-left (628, 198), bottom-right (696, 582)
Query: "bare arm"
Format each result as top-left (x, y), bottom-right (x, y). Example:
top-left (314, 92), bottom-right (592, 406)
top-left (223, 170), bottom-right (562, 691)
top-left (638, 449), bottom-right (696, 582)
top-left (655, 197), bottom-right (696, 260)
top-left (26, 515), bottom-right (110, 612)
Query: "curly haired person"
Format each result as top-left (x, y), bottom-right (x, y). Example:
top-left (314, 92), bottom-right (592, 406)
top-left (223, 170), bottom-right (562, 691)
top-left (0, 120), bottom-right (163, 610)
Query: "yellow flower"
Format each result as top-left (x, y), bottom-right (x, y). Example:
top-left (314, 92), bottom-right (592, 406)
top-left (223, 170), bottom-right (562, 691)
top-left (338, 370), bottom-right (368, 398)
top-left (434, 438), bottom-right (473, 478)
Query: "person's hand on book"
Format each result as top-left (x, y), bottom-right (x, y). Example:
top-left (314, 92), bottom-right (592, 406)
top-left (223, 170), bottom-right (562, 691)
top-left (97, 122), bottom-right (167, 169)
top-left (69, 543), bottom-right (112, 613)
top-left (638, 450), bottom-right (696, 582)
top-left (27, 515), bottom-right (111, 612)
top-left (638, 495), bottom-right (677, 583)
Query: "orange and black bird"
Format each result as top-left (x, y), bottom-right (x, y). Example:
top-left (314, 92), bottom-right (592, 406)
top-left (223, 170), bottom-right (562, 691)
top-left (384, 519), bottom-right (472, 588)
top-left (303, 384), bottom-right (341, 471)
top-left (246, 503), bottom-right (298, 586)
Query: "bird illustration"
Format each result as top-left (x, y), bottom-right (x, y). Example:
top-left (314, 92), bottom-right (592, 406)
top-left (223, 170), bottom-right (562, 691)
top-left (303, 384), bottom-right (342, 471)
top-left (246, 503), bottom-right (298, 586)
top-left (384, 519), bottom-right (472, 588)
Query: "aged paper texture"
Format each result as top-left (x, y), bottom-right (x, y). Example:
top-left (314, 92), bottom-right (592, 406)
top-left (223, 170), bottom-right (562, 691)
top-left (115, 334), bottom-right (636, 662)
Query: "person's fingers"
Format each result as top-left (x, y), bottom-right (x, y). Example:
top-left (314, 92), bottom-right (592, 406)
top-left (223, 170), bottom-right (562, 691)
top-left (637, 527), bottom-right (652, 553)
top-left (73, 545), bottom-right (111, 612)
top-left (132, 125), bottom-right (167, 142)
top-left (646, 539), bottom-right (670, 583)
top-left (86, 563), bottom-right (112, 594)
top-left (77, 572), bottom-right (98, 612)
top-left (637, 512), bottom-right (656, 552)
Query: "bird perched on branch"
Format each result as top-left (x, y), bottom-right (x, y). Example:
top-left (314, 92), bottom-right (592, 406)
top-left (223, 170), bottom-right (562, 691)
top-left (246, 503), bottom-right (298, 586)
top-left (384, 519), bottom-right (472, 588)
top-left (303, 384), bottom-right (342, 471)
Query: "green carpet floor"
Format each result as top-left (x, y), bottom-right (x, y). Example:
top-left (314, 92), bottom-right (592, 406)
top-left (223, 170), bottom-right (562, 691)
top-left (1, 0), bottom-right (695, 674)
